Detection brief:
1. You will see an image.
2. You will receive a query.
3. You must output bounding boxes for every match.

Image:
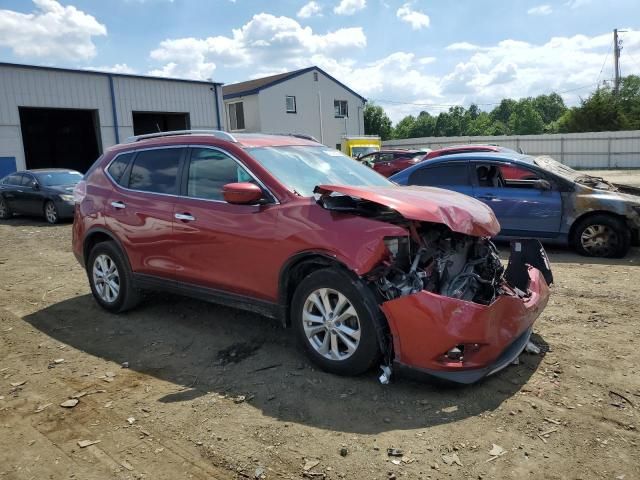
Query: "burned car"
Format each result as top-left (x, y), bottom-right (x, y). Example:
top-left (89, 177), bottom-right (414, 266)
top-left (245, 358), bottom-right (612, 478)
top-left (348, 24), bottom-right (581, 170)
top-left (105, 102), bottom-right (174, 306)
top-left (73, 131), bottom-right (552, 384)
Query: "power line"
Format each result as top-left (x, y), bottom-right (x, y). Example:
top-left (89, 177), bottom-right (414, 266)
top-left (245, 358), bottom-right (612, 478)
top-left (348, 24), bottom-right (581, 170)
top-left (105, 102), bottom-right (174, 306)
top-left (596, 40), bottom-right (613, 86)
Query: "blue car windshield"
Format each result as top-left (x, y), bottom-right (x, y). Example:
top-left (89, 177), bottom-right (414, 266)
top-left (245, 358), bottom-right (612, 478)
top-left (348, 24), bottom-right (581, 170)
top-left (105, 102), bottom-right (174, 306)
top-left (246, 146), bottom-right (392, 196)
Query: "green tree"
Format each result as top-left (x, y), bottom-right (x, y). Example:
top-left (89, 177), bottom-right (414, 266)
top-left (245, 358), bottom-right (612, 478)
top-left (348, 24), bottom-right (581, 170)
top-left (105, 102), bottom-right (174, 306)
top-left (392, 115), bottom-right (416, 139)
top-left (508, 101), bottom-right (545, 134)
top-left (408, 111), bottom-right (436, 138)
top-left (490, 99), bottom-right (517, 125)
top-left (467, 112), bottom-right (493, 136)
top-left (533, 93), bottom-right (567, 125)
top-left (363, 102), bottom-right (393, 140)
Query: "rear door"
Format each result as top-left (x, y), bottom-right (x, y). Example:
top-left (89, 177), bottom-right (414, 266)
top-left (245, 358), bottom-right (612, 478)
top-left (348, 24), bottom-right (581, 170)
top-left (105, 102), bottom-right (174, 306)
top-left (405, 161), bottom-right (474, 197)
top-left (105, 147), bottom-right (185, 279)
top-left (373, 152), bottom-right (397, 177)
top-left (171, 146), bottom-right (279, 300)
top-left (3, 174), bottom-right (26, 213)
top-left (470, 160), bottom-right (562, 237)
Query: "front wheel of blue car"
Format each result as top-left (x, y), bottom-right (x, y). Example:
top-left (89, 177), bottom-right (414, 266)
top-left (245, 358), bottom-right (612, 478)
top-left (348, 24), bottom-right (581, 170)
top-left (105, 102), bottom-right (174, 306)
top-left (572, 214), bottom-right (631, 258)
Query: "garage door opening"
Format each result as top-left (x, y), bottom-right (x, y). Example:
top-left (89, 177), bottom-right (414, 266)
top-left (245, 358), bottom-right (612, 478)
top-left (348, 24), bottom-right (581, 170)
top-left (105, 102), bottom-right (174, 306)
top-left (132, 112), bottom-right (190, 136)
top-left (19, 107), bottom-right (101, 173)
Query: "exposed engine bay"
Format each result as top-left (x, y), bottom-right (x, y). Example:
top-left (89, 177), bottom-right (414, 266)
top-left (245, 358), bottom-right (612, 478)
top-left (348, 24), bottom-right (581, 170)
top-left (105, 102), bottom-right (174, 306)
top-left (367, 223), bottom-right (505, 305)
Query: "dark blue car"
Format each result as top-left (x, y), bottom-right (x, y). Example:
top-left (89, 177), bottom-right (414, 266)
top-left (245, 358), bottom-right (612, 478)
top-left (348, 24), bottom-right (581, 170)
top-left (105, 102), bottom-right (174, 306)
top-left (390, 152), bottom-right (640, 258)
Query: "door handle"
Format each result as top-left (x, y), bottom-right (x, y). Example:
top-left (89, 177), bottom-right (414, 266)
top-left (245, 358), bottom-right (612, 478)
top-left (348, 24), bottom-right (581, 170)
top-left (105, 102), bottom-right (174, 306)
top-left (111, 201), bottom-right (126, 209)
top-left (175, 213), bottom-right (195, 222)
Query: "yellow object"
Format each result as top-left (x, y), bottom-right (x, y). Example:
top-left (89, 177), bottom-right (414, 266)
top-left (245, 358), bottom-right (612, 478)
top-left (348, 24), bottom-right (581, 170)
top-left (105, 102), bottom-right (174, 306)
top-left (341, 136), bottom-right (381, 158)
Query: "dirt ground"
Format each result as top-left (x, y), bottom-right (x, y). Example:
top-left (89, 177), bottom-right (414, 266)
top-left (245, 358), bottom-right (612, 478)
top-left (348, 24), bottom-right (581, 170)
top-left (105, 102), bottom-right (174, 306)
top-left (1, 170), bottom-right (640, 480)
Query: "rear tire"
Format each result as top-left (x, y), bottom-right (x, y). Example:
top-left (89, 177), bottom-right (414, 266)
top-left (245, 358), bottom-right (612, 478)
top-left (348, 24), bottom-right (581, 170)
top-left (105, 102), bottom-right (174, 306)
top-left (0, 197), bottom-right (11, 219)
top-left (44, 200), bottom-right (59, 224)
top-left (87, 241), bottom-right (141, 313)
top-left (571, 214), bottom-right (631, 258)
top-left (292, 268), bottom-right (381, 376)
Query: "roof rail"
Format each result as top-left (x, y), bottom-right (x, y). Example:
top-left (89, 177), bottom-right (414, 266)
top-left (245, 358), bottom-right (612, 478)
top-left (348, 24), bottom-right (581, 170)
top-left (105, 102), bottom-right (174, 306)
top-left (126, 129), bottom-right (237, 143)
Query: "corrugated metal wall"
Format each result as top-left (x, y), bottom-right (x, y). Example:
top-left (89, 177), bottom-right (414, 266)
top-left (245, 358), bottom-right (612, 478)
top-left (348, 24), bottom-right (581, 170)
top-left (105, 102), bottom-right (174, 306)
top-left (383, 131), bottom-right (640, 168)
top-left (0, 63), bottom-right (224, 171)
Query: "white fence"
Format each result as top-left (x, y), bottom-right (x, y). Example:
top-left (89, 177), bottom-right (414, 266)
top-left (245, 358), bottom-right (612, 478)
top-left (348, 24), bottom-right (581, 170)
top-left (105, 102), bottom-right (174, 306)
top-left (383, 130), bottom-right (640, 169)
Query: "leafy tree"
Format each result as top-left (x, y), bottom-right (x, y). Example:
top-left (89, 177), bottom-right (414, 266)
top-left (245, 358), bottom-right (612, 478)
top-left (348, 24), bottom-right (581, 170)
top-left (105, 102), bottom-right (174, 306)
top-left (533, 93), bottom-right (567, 125)
top-left (508, 101), bottom-right (545, 135)
top-left (467, 112), bottom-right (493, 136)
top-left (392, 115), bottom-right (416, 139)
top-left (490, 99), bottom-right (517, 125)
top-left (409, 111), bottom-right (436, 138)
top-left (363, 102), bottom-right (393, 140)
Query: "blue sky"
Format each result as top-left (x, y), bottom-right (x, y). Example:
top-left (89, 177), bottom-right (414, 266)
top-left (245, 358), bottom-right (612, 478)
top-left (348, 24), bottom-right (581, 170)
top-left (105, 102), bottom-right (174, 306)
top-left (0, 0), bottom-right (639, 121)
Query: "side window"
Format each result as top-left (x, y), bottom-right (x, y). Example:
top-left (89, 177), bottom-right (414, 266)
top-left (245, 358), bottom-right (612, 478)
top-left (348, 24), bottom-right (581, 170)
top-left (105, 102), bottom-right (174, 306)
top-left (499, 164), bottom-right (540, 181)
top-left (475, 163), bottom-right (540, 188)
top-left (21, 174), bottom-right (35, 186)
top-left (375, 153), bottom-right (394, 163)
top-left (107, 152), bottom-right (134, 185)
top-left (228, 102), bottom-right (245, 131)
top-left (409, 164), bottom-right (469, 186)
top-left (128, 148), bottom-right (182, 194)
top-left (7, 174), bottom-right (23, 186)
top-left (187, 148), bottom-right (255, 201)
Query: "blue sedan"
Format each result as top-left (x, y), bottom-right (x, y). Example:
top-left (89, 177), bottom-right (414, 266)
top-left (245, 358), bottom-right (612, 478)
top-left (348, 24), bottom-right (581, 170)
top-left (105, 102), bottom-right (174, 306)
top-left (390, 152), bottom-right (640, 258)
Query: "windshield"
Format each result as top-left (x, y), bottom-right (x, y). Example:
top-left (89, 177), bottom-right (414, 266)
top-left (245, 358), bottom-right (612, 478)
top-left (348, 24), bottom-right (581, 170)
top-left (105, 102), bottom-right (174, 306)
top-left (246, 146), bottom-right (393, 196)
top-left (35, 171), bottom-right (83, 186)
top-left (351, 146), bottom-right (378, 158)
top-left (533, 155), bottom-right (580, 180)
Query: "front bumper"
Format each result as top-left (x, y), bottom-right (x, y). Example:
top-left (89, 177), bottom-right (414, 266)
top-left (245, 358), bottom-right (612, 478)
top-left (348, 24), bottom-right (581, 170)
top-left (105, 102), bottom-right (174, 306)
top-left (380, 267), bottom-right (550, 384)
top-left (55, 200), bottom-right (75, 219)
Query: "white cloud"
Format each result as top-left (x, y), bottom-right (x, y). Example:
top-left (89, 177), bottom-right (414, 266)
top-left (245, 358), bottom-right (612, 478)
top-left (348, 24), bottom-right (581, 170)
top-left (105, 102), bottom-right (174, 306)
top-left (149, 13), bottom-right (366, 80)
top-left (527, 5), bottom-right (552, 15)
top-left (297, 1), bottom-right (322, 18)
top-left (566, 0), bottom-right (590, 8)
top-left (446, 42), bottom-right (483, 51)
top-left (334, 0), bottom-right (366, 15)
top-left (0, 0), bottom-right (106, 61)
top-left (396, 3), bottom-right (430, 30)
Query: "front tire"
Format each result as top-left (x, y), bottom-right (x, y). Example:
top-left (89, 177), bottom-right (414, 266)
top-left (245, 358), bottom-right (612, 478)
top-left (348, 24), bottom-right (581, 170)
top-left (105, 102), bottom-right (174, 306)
top-left (87, 241), bottom-right (140, 313)
top-left (44, 200), bottom-right (59, 224)
top-left (292, 268), bottom-right (381, 375)
top-left (0, 197), bottom-right (11, 219)
top-left (571, 214), bottom-right (631, 258)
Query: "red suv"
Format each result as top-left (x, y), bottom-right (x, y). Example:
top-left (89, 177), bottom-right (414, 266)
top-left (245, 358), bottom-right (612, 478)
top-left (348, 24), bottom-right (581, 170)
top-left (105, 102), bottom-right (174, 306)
top-left (73, 131), bottom-right (552, 383)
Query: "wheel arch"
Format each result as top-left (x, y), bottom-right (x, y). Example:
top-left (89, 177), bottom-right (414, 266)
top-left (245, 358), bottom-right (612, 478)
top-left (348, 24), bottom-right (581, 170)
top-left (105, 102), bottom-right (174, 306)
top-left (83, 227), bottom-right (132, 272)
top-left (569, 210), bottom-right (630, 242)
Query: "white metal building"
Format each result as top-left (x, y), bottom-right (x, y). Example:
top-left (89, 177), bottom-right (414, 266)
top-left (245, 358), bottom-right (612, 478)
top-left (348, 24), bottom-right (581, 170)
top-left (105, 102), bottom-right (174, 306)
top-left (222, 67), bottom-right (366, 151)
top-left (0, 62), bottom-right (225, 176)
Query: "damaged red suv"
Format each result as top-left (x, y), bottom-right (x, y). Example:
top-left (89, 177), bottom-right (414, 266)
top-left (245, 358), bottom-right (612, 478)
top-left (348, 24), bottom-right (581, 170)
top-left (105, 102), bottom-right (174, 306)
top-left (73, 131), bottom-right (552, 384)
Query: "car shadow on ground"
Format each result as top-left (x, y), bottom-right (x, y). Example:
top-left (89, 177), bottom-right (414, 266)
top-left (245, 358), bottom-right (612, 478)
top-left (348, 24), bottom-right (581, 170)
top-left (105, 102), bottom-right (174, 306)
top-left (0, 217), bottom-right (72, 227)
top-left (24, 292), bottom-right (546, 434)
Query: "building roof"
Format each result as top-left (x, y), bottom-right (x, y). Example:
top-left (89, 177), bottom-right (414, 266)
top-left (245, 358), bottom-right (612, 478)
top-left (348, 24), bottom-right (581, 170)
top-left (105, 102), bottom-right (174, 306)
top-left (222, 66), bottom-right (366, 102)
top-left (0, 62), bottom-right (223, 86)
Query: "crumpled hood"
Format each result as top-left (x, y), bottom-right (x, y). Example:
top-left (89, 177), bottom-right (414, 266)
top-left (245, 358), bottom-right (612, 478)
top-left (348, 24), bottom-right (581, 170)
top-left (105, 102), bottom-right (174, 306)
top-left (315, 184), bottom-right (500, 237)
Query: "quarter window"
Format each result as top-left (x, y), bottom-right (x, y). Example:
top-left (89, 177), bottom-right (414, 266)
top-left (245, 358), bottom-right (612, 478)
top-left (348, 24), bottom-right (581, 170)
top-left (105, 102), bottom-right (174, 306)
top-left (228, 102), bottom-right (245, 131)
top-left (107, 152), bottom-right (134, 185)
top-left (409, 164), bottom-right (470, 186)
top-left (128, 148), bottom-right (182, 194)
top-left (286, 96), bottom-right (297, 113)
top-left (187, 148), bottom-right (256, 201)
top-left (334, 100), bottom-right (348, 118)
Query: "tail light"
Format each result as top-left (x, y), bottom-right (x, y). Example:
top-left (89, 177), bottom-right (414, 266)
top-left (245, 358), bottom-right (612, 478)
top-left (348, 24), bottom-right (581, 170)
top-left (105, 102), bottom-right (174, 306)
top-left (73, 180), bottom-right (87, 203)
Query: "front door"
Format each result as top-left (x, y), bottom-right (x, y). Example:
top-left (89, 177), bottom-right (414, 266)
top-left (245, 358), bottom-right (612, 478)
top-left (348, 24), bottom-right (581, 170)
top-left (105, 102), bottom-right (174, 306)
top-left (171, 147), bottom-right (279, 301)
top-left (471, 161), bottom-right (563, 237)
top-left (18, 173), bottom-right (44, 215)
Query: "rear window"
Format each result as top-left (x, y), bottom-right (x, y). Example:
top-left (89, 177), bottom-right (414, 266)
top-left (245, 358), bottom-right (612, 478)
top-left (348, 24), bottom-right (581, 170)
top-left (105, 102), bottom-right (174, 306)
top-left (107, 152), bottom-right (134, 185)
top-left (409, 164), bottom-right (470, 186)
top-left (128, 148), bottom-right (183, 194)
top-left (4, 174), bottom-right (23, 185)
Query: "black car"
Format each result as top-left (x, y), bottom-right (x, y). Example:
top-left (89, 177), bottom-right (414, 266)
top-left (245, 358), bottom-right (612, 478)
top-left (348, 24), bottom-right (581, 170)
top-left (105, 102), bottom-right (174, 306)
top-left (0, 169), bottom-right (83, 224)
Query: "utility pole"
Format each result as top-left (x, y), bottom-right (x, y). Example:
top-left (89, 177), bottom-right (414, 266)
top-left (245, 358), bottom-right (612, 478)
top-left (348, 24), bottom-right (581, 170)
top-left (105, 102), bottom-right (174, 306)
top-left (613, 28), bottom-right (625, 94)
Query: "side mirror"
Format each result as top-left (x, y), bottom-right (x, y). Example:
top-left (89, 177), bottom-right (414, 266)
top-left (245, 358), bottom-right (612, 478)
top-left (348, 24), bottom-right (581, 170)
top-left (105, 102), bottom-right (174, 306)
top-left (534, 179), bottom-right (552, 191)
top-left (222, 182), bottom-right (264, 205)
top-left (30, 180), bottom-right (39, 190)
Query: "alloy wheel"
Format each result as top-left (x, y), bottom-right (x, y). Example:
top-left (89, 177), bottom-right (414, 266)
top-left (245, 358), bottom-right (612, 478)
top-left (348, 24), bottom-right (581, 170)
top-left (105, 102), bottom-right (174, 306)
top-left (302, 288), bottom-right (361, 361)
top-left (45, 202), bottom-right (57, 223)
top-left (92, 254), bottom-right (120, 303)
top-left (580, 224), bottom-right (619, 257)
